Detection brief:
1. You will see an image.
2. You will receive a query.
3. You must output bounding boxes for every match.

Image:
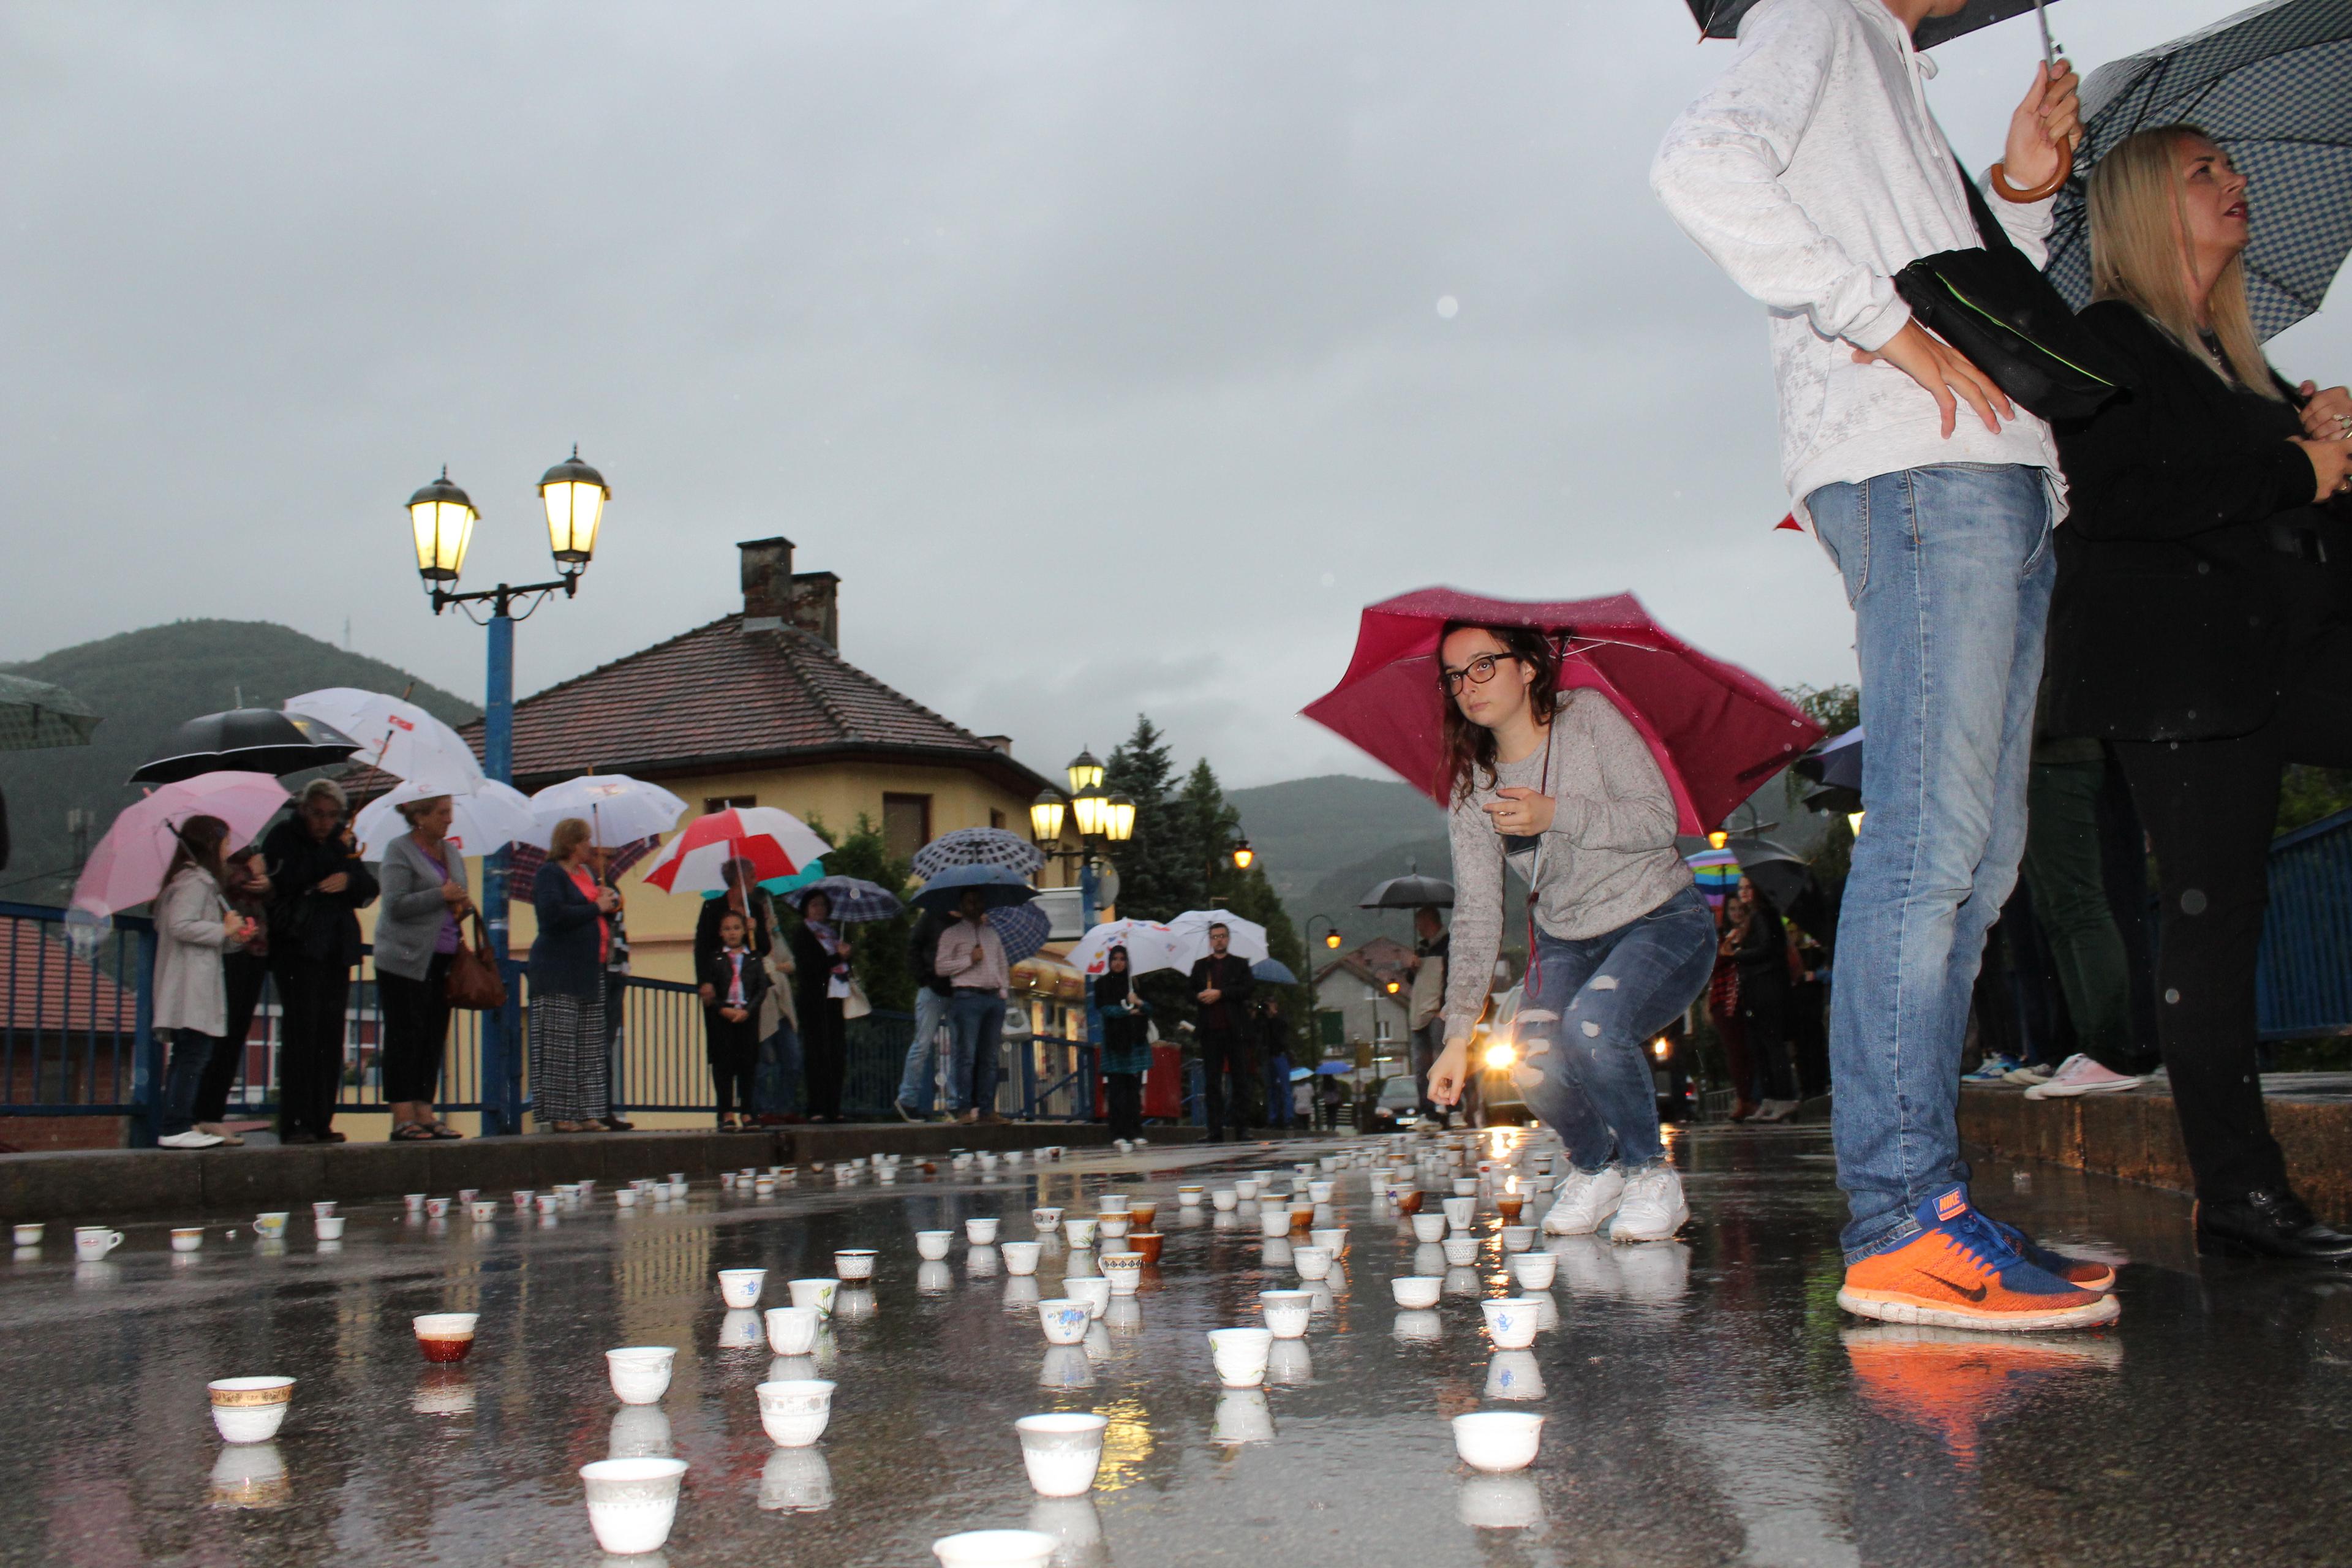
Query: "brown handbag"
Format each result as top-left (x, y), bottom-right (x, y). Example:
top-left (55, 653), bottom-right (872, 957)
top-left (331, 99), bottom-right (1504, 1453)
top-left (445, 911), bottom-right (508, 1011)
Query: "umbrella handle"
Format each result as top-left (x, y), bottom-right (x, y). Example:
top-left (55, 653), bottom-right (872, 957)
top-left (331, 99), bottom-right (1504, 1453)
top-left (1989, 137), bottom-right (2072, 203)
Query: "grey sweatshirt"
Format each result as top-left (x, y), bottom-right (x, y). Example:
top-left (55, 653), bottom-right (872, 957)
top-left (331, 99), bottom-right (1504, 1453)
top-left (1442, 692), bottom-right (1692, 1044)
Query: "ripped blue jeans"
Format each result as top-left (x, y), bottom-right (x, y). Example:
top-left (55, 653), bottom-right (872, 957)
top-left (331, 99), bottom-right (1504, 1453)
top-left (1513, 884), bottom-right (1716, 1172)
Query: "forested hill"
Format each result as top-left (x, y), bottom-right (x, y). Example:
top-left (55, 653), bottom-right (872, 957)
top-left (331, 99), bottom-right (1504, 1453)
top-left (0, 620), bottom-right (474, 903)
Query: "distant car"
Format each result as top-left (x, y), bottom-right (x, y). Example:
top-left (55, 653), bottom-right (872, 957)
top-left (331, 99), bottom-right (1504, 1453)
top-left (1466, 985), bottom-right (1532, 1128)
top-left (1371, 1075), bottom-right (1425, 1132)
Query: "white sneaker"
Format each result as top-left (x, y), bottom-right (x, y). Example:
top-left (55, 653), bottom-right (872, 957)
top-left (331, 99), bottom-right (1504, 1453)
top-left (2002, 1063), bottom-right (2052, 1086)
top-left (1610, 1164), bottom-right (1690, 1243)
top-left (1755, 1099), bottom-right (1801, 1123)
top-left (158, 1130), bottom-right (224, 1149)
top-left (1542, 1167), bottom-right (1624, 1235)
top-left (2024, 1054), bottom-right (2146, 1100)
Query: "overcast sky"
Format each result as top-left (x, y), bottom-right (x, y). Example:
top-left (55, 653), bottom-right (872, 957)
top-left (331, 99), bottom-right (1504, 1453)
top-left (6, 1), bottom-right (2342, 790)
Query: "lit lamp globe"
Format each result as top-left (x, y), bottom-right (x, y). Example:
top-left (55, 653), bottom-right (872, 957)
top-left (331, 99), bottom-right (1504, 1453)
top-left (1071, 785), bottom-right (1111, 840)
top-left (1103, 793), bottom-right (1136, 844)
top-left (1231, 840), bottom-right (1254, 872)
top-left (538, 446), bottom-right (609, 573)
top-left (1066, 749), bottom-right (1105, 796)
top-left (407, 469), bottom-right (478, 585)
top-left (1324, 930), bottom-right (1342, 950)
top-left (1030, 790), bottom-right (1068, 845)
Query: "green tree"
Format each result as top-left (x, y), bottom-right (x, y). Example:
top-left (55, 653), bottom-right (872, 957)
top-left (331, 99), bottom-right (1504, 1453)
top-left (1786, 682), bottom-right (1860, 736)
top-left (794, 813), bottom-right (916, 1012)
top-left (1102, 715), bottom-right (1189, 921)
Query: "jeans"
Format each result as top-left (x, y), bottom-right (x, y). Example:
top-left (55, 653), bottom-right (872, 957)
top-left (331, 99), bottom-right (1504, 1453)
top-left (1808, 464), bottom-right (2055, 1259)
top-left (160, 1029), bottom-right (222, 1136)
top-left (1264, 1053), bottom-right (1291, 1129)
top-left (948, 990), bottom-right (1005, 1115)
top-left (1513, 884), bottom-right (1716, 1170)
top-left (2021, 756), bottom-right (2138, 1074)
top-left (898, 987), bottom-right (949, 1112)
top-left (758, 1019), bottom-right (802, 1116)
top-left (1412, 1022), bottom-right (1444, 1121)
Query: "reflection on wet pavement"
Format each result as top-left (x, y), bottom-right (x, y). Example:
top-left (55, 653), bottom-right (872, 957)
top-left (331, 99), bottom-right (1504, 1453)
top-left (3, 1129), bottom-right (2350, 1566)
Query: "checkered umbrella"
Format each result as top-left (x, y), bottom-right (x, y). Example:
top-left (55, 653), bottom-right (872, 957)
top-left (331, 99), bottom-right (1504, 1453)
top-left (910, 826), bottom-right (1046, 881)
top-left (2047, 0), bottom-right (2352, 340)
top-left (0, 674), bottom-right (99, 752)
top-left (780, 875), bottom-right (904, 924)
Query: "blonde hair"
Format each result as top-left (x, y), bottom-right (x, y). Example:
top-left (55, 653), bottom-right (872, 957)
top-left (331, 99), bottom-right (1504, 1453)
top-left (2087, 125), bottom-right (2282, 401)
top-left (549, 817), bottom-right (595, 860)
top-left (395, 794), bottom-right (451, 827)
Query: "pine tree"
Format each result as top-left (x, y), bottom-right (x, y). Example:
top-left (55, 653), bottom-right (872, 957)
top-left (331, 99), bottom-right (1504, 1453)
top-left (1102, 715), bottom-right (1188, 921)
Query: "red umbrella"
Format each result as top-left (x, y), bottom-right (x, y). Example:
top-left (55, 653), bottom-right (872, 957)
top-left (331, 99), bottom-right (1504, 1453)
top-left (638, 806), bottom-right (829, 894)
top-left (1302, 588), bottom-right (1821, 834)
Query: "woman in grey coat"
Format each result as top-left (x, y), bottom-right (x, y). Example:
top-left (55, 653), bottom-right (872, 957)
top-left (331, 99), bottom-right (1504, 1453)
top-left (375, 794), bottom-right (473, 1140)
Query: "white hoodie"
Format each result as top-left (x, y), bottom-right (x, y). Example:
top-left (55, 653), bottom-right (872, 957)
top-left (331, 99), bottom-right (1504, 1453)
top-left (1651, 0), bottom-right (2064, 518)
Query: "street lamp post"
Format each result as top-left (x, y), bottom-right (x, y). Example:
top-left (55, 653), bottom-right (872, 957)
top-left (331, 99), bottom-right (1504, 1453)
top-left (404, 449), bottom-right (610, 1135)
top-left (1030, 750), bottom-right (1134, 1120)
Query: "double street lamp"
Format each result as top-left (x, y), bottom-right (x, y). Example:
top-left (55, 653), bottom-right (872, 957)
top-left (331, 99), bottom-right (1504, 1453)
top-left (403, 447), bottom-right (611, 1134)
top-left (1029, 749), bottom-right (1137, 1117)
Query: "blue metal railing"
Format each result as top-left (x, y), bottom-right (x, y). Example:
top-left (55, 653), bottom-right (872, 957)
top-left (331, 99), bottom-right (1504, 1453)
top-left (2, 898), bottom-right (1107, 1134)
top-left (2258, 805), bottom-right (2352, 1041)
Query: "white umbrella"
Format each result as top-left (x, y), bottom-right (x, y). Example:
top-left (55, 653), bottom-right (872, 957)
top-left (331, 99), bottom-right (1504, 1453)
top-left (284, 688), bottom-right (483, 794)
top-left (354, 778), bottom-right (537, 862)
top-left (519, 775), bottom-right (690, 850)
top-left (1163, 910), bottom-right (1270, 969)
top-left (1068, 918), bottom-right (1183, 979)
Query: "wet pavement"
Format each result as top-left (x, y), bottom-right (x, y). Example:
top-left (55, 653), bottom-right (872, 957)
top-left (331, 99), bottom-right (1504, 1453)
top-left (6, 1129), bottom-right (2350, 1568)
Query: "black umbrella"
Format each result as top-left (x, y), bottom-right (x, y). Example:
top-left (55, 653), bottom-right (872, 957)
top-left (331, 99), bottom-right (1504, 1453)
top-left (1727, 835), bottom-right (1814, 914)
top-left (1792, 728), bottom-right (1862, 793)
top-left (1360, 866), bottom-right (1454, 910)
top-left (130, 708), bottom-right (362, 784)
top-left (1686, 0), bottom-right (2059, 50)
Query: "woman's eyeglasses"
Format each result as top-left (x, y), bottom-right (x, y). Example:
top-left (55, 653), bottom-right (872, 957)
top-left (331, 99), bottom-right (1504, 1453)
top-left (1441, 654), bottom-right (1515, 695)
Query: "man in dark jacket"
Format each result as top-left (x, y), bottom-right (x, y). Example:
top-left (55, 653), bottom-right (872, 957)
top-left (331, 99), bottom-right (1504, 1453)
top-left (1188, 923), bottom-right (1254, 1140)
top-left (261, 780), bottom-right (377, 1144)
top-left (894, 907), bottom-right (954, 1121)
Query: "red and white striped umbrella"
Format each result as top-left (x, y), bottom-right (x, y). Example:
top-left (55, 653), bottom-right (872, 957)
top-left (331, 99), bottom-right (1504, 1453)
top-left (638, 806), bottom-right (829, 895)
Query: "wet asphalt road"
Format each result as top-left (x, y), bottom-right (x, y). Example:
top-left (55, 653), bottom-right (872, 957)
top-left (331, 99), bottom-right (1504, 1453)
top-left (4, 1129), bottom-right (2350, 1568)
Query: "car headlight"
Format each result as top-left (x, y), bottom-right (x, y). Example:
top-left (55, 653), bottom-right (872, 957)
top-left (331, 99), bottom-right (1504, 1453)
top-left (1482, 1041), bottom-right (1515, 1071)
top-left (1649, 1036), bottom-right (1670, 1060)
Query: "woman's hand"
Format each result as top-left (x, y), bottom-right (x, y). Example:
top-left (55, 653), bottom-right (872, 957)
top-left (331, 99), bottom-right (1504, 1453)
top-left (1427, 1039), bottom-right (1471, 1106)
top-left (2299, 382), bottom-right (2352, 442)
top-left (221, 910), bottom-right (247, 941)
top-left (440, 881), bottom-right (469, 910)
top-left (1483, 787), bottom-right (1555, 836)
top-left (317, 872), bottom-right (349, 895)
top-left (594, 888), bottom-right (620, 913)
top-left (2292, 437), bottom-right (2352, 503)
top-left (699, 983), bottom-right (717, 1003)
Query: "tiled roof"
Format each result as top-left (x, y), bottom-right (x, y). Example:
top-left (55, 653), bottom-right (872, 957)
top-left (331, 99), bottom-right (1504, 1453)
top-left (1314, 935), bottom-right (1417, 992)
top-left (352, 617), bottom-right (1049, 795)
top-left (1, 918), bottom-right (132, 1035)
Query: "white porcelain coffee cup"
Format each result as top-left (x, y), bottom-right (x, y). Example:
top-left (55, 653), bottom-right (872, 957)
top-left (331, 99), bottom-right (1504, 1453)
top-left (1062, 1217), bottom-right (1097, 1249)
top-left (252, 1213), bottom-right (289, 1240)
top-left (787, 1278), bottom-right (840, 1316)
top-left (833, 1250), bottom-right (876, 1282)
top-left (1257, 1289), bottom-right (1313, 1339)
top-left (1292, 1245), bottom-right (1333, 1281)
top-left (1480, 1297), bottom-right (1539, 1351)
top-left (75, 1227), bottom-right (124, 1261)
top-left (1036, 1298), bottom-right (1090, 1346)
top-left (1001, 1241), bottom-right (1042, 1276)
top-left (1065, 1276), bottom-right (1112, 1319)
top-left (916, 1229), bottom-right (954, 1261)
top-left (12, 1223), bottom-right (41, 1248)
top-left (1030, 1207), bottom-right (1063, 1234)
top-left (755, 1378), bottom-right (835, 1447)
top-left (1507, 1251), bottom-right (1558, 1292)
top-left (579, 1456), bottom-right (688, 1554)
top-left (1391, 1275), bottom-right (1442, 1310)
top-left (208, 1376), bottom-right (296, 1443)
top-left (765, 1305), bottom-right (822, 1356)
top-left (1452, 1411), bottom-right (1544, 1473)
top-left (311, 1201), bottom-right (336, 1220)
top-left (315, 1216), bottom-right (345, 1241)
top-left (1208, 1327), bottom-right (1275, 1389)
top-left (1442, 1235), bottom-right (1480, 1268)
top-left (606, 1346), bottom-right (676, 1405)
top-left (717, 1268), bottom-right (767, 1310)
top-left (171, 1227), bottom-right (203, 1252)
top-left (1014, 1412), bottom-right (1107, 1497)
top-left (965, 1217), bottom-right (1001, 1245)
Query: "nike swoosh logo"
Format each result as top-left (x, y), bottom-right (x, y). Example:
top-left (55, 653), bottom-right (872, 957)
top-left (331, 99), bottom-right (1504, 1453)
top-left (1922, 1272), bottom-right (1988, 1303)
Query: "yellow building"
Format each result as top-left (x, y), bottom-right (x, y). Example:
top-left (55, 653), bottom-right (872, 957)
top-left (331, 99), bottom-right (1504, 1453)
top-left (484, 537), bottom-right (1060, 980)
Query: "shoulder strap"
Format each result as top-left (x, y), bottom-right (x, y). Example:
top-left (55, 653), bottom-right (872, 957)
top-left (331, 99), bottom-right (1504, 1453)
top-left (1952, 156), bottom-right (2018, 260)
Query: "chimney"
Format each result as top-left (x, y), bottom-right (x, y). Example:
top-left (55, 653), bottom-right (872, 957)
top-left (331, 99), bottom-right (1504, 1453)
top-left (977, 735), bottom-right (1013, 755)
top-left (788, 571), bottom-right (840, 647)
top-left (739, 537), bottom-right (795, 630)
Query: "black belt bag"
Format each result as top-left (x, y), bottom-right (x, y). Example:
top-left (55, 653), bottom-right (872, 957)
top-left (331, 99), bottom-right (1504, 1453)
top-left (1894, 160), bottom-right (2128, 424)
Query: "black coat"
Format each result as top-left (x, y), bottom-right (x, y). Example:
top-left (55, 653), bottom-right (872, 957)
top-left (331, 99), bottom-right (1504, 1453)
top-left (1187, 954), bottom-right (1254, 1034)
top-left (2048, 301), bottom-right (2351, 741)
top-left (261, 816), bottom-right (378, 967)
top-left (699, 946), bottom-right (772, 1014)
top-left (907, 908), bottom-right (952, 998)
top-left (789, 922), bottom-right (850, 1021)
top-left (694, 891), bottom-right (772, 980)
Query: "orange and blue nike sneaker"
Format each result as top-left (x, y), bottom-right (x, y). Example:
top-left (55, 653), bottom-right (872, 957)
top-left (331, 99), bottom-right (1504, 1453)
top-left (1839, 1185), bottom-right (2121, 1332)
top-left (1992, 1219), bottom-right (2117, 1293)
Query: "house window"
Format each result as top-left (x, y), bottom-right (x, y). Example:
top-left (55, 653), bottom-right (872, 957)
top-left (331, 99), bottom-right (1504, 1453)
top-left (989, 808), bottom-right (1006, 831)
top-left (883, 793), bottom-right (932, 861)
top-left (704, 795), bottom-right (756, 815)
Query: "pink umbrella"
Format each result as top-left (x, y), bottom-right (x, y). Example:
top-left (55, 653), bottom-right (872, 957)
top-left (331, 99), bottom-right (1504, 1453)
top-left (638, 806), bottom-right (829, 895)
top-left (1302, 589), bottom-right (1821, 834)
top-left (70, 771), bottom-right (291, 918)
